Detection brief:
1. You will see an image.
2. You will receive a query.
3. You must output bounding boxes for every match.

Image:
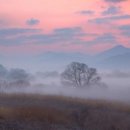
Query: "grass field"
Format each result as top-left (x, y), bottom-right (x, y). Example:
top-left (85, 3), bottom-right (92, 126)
top-left (0, 93), bottom-right (130, 130)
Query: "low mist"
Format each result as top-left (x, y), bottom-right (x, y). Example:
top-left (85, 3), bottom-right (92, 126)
top-left (0, 64), bottom-right (130, 104)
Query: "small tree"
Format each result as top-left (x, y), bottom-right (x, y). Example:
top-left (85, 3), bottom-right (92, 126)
top-left (8, 68), bottom-right (31, 87)
top-left (61, 62), bottom-right (101, 87)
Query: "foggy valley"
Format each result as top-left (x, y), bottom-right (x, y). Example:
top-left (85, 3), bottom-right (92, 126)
top-left (0, 63), bottom-right (130, 103)
top-left (1, 0), bottom-right (130, 129)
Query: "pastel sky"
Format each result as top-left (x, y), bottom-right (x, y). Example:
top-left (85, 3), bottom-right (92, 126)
top-left (0, 0), bottom-right (130, 55)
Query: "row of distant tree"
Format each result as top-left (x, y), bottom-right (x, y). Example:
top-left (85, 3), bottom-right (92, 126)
top-left (0, 62), bottom-right (104, 88)
top-left (0, 64), bottom-right (30, 88)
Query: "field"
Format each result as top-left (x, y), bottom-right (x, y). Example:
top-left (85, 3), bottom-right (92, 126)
top-left (0, 94), bottom-right (130, 130)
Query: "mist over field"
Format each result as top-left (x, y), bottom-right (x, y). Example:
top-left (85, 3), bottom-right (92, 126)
top-left (0, 64), bottom-right (130, 103)
top-left (1, 0), bottom-right (130, 129)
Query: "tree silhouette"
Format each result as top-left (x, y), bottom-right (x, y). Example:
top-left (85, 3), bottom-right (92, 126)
top-left (61, 62), bottom-right (101, 87)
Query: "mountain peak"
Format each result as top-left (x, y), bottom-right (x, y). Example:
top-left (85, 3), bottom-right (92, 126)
top-left (113, 45), bottom-right (127, 49)
top-left (109, 45), bottom-right (130, 53)
top-left (97, 45), bottom-right (130, 59)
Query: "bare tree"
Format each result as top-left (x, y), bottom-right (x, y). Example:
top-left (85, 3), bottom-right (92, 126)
top-left (61, 62), bottom-right (101, 87)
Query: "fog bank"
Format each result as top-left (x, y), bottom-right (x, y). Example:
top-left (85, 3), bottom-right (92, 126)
top-left (0, 64), bottom-right (130, 104)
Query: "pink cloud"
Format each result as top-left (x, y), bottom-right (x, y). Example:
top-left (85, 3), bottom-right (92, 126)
top-left (0, 0), bottom-right (130, 54)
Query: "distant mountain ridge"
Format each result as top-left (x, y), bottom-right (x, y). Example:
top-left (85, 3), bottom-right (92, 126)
top-left (95, 45), bottom-right (130, 69)
top-left (0, 45), bottom-right (130, 71)
top-left (34, 45), bottom-right (130, 70)
top-left (96, 45), bottom-right (130, 59)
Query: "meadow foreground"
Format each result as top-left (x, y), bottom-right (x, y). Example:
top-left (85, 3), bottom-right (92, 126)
top-left (0, 94), bottom-right (130, 130)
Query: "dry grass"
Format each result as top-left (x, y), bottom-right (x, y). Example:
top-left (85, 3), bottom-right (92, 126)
top-left (1, 93), bottom-right (130, 112)
top-left (0, 93), bottom-right (130, 130)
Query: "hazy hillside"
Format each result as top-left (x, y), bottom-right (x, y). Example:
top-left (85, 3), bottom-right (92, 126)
top-left (95, 46), bottom-right (130, 69)
top-left (96, 45), bottom-right (130, 60)
top-left (0, 45), bottom-right (130, 71)
top-left (97, 53), bottom-right (130, 69)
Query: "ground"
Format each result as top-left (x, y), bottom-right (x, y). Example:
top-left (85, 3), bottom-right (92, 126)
top-left (0, 93), bottom-right (130, 130)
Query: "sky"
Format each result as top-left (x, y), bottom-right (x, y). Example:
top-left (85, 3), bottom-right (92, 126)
top-left (0, 0), bottom-right (130, 55)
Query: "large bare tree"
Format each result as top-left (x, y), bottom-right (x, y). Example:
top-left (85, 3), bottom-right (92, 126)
top-left (61, 62), bottom-right (101, 87)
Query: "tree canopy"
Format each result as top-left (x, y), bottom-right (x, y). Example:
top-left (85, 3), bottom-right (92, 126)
top-left (61, 62), bottom-right (101, 87)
